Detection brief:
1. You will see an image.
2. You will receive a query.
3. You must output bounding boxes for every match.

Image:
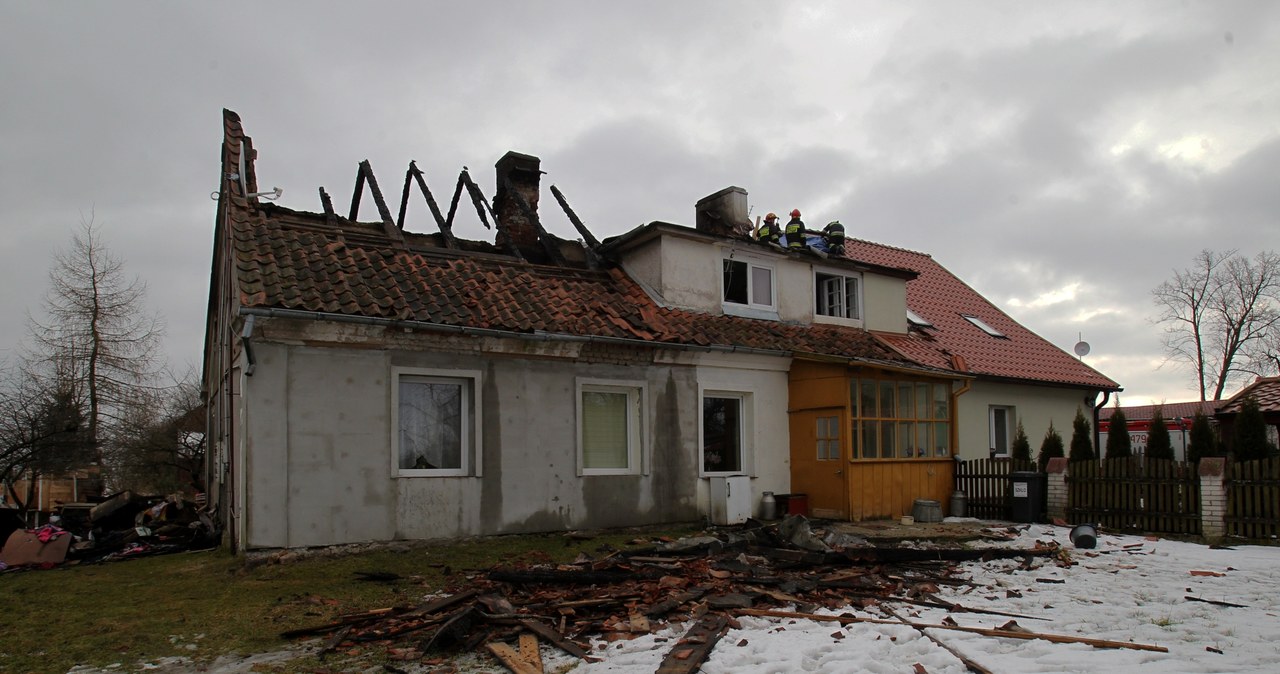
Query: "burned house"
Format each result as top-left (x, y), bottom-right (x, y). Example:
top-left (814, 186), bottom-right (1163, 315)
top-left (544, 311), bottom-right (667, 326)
top-left (203, 110), bottom-right (1117, 551)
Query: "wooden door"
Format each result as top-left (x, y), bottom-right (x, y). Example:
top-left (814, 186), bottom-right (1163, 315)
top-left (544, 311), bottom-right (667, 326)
top-left (789, 408), bottom-right (847, 519)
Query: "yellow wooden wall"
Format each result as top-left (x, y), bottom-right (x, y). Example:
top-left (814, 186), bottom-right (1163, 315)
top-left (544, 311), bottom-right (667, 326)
top-left (788, 359), bottom-right (957, 522)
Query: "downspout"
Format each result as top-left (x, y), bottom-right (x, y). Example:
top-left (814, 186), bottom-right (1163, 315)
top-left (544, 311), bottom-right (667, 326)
top-left (1093, 390), bottom-right (1111, 457)
top-left (240, 314), bottom-right (256, 376)
top-left (950, 379), bottom-right (973, 458)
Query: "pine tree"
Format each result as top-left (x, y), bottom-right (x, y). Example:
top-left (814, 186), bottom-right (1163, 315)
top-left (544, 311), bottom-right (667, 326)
top-left (1146, 407), bottom-right (1174, 461)
top-left (1069, 407), bottom-right (1094, 462)
top-left (1186, 411), bottom-right (1218, 463)
top-left (1233, 397), bottom-right (1274, 462)
top-left (1010, 419), bottom-right (1031, 462)
top-left (1105, 407), bottom-right (1132, 459)
top-left (1038, 421), bottom-right (1065, 471)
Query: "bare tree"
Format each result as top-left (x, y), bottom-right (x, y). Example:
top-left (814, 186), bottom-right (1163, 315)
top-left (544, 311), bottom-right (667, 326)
top-left (1153, 249), bottom-right (1280, 401)
top-left (112, 375), bottom-right (206, 494)
top-left (26, 218), bottom-right (165, 481)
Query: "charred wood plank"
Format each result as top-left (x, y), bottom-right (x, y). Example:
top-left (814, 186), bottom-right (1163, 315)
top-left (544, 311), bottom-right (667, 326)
top-left (654, 614), bottom-right (729, 674)
top-left (486, 633), bottom-right (544, 674)
top-left (488, 568), bottom-right (644, 585)
top-left (408, 161), bottom-right (457, 247)
top-left (841, 547), bottom-right (1057, 564)
top-left (1185, 595), bottom-right (1249, 608)
top-left (883, 607), bottom-right (993, 674)
top-left (403, 588), bottom-right (481, 618)
top-left (736, 609), bottom-right (1168, 652)
top-left (825, 590), bottom-right (1048, 621)
top-left (518, 619), bottom-right (596, 661)
top-left (549, 185), bottom-right (600, 249)
top-left (279, 606), bottom-right (406, 639)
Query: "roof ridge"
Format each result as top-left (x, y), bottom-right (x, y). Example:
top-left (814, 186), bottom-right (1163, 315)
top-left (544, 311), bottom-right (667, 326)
top-left (847, 237), bottom-right (933, 259)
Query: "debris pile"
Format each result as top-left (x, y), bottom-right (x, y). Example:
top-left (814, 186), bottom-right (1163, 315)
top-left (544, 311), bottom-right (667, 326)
top-left (281, 517), bottom-right (1111, 673)
top-left (0, 491), bottom-right (218, 571)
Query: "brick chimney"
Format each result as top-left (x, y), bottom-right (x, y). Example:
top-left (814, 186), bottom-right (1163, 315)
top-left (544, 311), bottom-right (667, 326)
top-left (494, 151), bottom-right (543, 251)
top-left (695, 186), bottom-right (752, 238)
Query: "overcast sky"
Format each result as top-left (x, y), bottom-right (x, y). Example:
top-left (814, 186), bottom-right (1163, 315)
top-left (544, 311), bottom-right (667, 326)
top-left (2, 1), bottom-right (1276, 405)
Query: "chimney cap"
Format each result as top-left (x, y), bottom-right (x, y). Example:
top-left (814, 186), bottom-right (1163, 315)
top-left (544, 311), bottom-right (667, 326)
top-left (495, 150), bottom-right (543, 176)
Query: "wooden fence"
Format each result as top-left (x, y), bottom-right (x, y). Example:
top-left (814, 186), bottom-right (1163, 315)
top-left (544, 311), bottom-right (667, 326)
top-left (955, 458), bottom-right (1036, 520)
top-left (1226, 457), bottom-right (1280, 539)
top-left (1066, 458), bottom-right (1200, 536)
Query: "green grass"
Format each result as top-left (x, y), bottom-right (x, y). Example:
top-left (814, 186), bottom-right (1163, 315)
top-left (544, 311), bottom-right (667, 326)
top-left (0, 525), bottom-right (699, 673)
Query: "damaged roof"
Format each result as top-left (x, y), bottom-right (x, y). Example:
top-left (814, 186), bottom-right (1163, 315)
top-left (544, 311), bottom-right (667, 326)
top-left (215, 110), bottom-right (913, 367)
top-left (845, 239), bottom-right (1120, 390)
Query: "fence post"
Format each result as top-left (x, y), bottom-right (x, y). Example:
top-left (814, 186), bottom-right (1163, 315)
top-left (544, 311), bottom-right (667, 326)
top-left (1199, 457), bottom-right (1227, 543)
top-left (1045, 457), bottom-right (1068, 522)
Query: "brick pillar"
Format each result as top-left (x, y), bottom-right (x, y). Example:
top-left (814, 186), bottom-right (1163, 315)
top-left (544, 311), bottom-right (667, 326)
top-left (1045, 457), bottom-right (1068, 522)
top-left (1199, 457), bottom-right (1227, 542)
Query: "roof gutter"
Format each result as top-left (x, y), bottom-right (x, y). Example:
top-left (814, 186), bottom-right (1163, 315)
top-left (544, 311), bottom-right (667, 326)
top-left (236, 306), bottom-right (791, 358)
top-left (240, 314), bottom-right (256, 376)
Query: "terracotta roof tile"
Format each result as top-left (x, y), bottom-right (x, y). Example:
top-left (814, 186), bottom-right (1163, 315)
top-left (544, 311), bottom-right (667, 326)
top-left (844, 239), bottom-right (1119, 390)
top-left (229, 205), bottom-right (915, 366)
top-left (1218, 377), bottom-right (1280, 414)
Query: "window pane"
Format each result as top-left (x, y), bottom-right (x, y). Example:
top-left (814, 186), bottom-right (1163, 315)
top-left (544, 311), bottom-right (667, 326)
top-left (916, 423), bottom-right (929, 457)
top-left (752, 266), bottom-right (773, 306)
top-left (880, 420), bottom-right (896, 457)
top-left (399, 379), bottom-right (463, 470)
top-left (860, 420), bottom-right (878, 458)
top-left (583, 391), bottom-right (630, 469)
top-left (991, 408), bottom-right (1008, 455)
top-left (897, 382), bottom-right (913, 418)
top-left (859, 379), bottom-right (876, 418)
top-left (933, 422), bottom-right (950, 457)
top-left (879, 381), bottom-right (895, 417)
top-left (723, 259), bottom-right (748, 304)
top-left (845, 277), bottom-right (859, 318)
top-left (933, 384), bottom-right (949, 420)
top-left (915, 383), bottom-right (929, 421)
top-left (703, 397), bottom-right (742, 472)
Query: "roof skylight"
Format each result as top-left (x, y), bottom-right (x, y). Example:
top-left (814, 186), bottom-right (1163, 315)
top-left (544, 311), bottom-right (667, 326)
top-left (963, 314), bottom-right (1006, 338)
top-left (907, 308), bottom-right (933, 328)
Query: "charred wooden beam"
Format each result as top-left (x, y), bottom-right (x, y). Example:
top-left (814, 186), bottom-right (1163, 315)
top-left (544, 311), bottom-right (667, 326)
top-left (319, 186), bottom-right (336, 222)
top-left (461, 170), bottom-right (522, 260)
top-left (517, 619), bottom-right (596, 661)
top-left (736, 609), bottom-right (1169, 652)
top-left (488, 568), bottom-right (644, 585)
top-left (655, 614), bottom-right (729, 674)
top-left (349, 165), bottom-right (366, 222)
top-left (550, 185), bottom-right (600, 249)
top-left (350, 160), bottom-right (403, 242)
top-left (400, 161), bottom-right (457, 248)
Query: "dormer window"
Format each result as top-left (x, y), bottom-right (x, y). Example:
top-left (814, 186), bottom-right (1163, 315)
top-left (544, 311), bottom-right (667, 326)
top-left (963, 314), bottom-right (1006, 338)
top-left (815, 272), bottom-right (861, 319)
top-left (722, 257), bottom-right (774, 309)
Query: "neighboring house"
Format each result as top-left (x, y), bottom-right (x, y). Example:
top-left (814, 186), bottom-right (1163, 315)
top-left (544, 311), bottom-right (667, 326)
top-left (844, 243), bottom-right (1120, 463)
top-left (3, 467), bottom-right (102, 524)
top-left (1215, 376), bottom-right (1280, 453)
top-left (1099, 401), bottom-right (1220, 462)
top-left (203, 111), bottom-right (1119, 551)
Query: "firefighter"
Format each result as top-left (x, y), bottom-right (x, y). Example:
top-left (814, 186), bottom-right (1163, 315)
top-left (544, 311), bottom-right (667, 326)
top-left (823, 220), bottom-right (845, 254)
top-left (757, 212), bottom-right (782, 245)
top-left (785, 209), bottom-right (805, 249)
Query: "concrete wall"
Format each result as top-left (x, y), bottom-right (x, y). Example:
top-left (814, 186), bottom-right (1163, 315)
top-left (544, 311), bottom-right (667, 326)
top-left (237, 321), bottom-right (797, 549)
top-left (954, 380), bottom-right (1097, 460)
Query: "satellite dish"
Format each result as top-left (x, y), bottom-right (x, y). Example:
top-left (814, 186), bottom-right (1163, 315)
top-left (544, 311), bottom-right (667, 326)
top-left (1074, 341), bottom-right (1091, 357)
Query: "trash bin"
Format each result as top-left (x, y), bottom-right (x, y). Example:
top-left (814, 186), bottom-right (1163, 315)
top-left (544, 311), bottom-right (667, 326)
top-left (786, 493), bottom-right (809, 516)
top-left (1009, 471), bottom-right (1045, 523)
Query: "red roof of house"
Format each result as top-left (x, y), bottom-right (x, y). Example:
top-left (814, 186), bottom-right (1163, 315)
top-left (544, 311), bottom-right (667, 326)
top-left (844, 239), bottom-right (1119, 390)
top-left (1218, 377), bottom-right (1280, 414)
top-left (227, 202), bottom-right (921, 367)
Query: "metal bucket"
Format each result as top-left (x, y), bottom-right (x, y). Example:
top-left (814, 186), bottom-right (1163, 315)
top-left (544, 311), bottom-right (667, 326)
top-left (912, 499), bottom-right (943, 523)
top-left (1070, 523), bottom-right (1097, 549)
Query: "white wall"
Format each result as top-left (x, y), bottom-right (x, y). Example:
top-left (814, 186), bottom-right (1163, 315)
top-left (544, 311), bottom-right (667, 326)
top-left (955, 380), bottom-right (1098, 460)
top-left (694, 353), bottom-right (793, 518)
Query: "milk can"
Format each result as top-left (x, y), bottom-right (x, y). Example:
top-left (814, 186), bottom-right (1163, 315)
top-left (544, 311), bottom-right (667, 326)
top-left (760, 491), bottom-right (777, 520)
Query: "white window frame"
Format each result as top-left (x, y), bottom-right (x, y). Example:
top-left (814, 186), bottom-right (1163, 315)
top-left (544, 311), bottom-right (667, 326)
top-left (989, 405), bottom-right (1015, 457)
top-left (391, 366), bottom-right (483, 478)
top-left (721, 253), bottom-right (776, 312)
top-left (699, 390), bottom-right (754, 477)
top-left (577, 378), bottom-right (648, 476)
top-left (814, 270), bottom-right (862, 320)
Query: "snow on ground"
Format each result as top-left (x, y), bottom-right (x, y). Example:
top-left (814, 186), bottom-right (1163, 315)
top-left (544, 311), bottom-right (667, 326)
top-left (546, 523), bottom-right (1280, 673)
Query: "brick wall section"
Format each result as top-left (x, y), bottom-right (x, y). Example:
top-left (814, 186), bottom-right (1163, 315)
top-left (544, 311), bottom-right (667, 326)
top-left (1199, 457), bottom-right (1227, 541)
top-left (1045, 457), bottom-right (1068, 522)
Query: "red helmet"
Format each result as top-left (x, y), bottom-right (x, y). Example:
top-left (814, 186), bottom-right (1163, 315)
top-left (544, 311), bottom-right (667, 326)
top-left (789, 209), bottom-right (801, 218)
